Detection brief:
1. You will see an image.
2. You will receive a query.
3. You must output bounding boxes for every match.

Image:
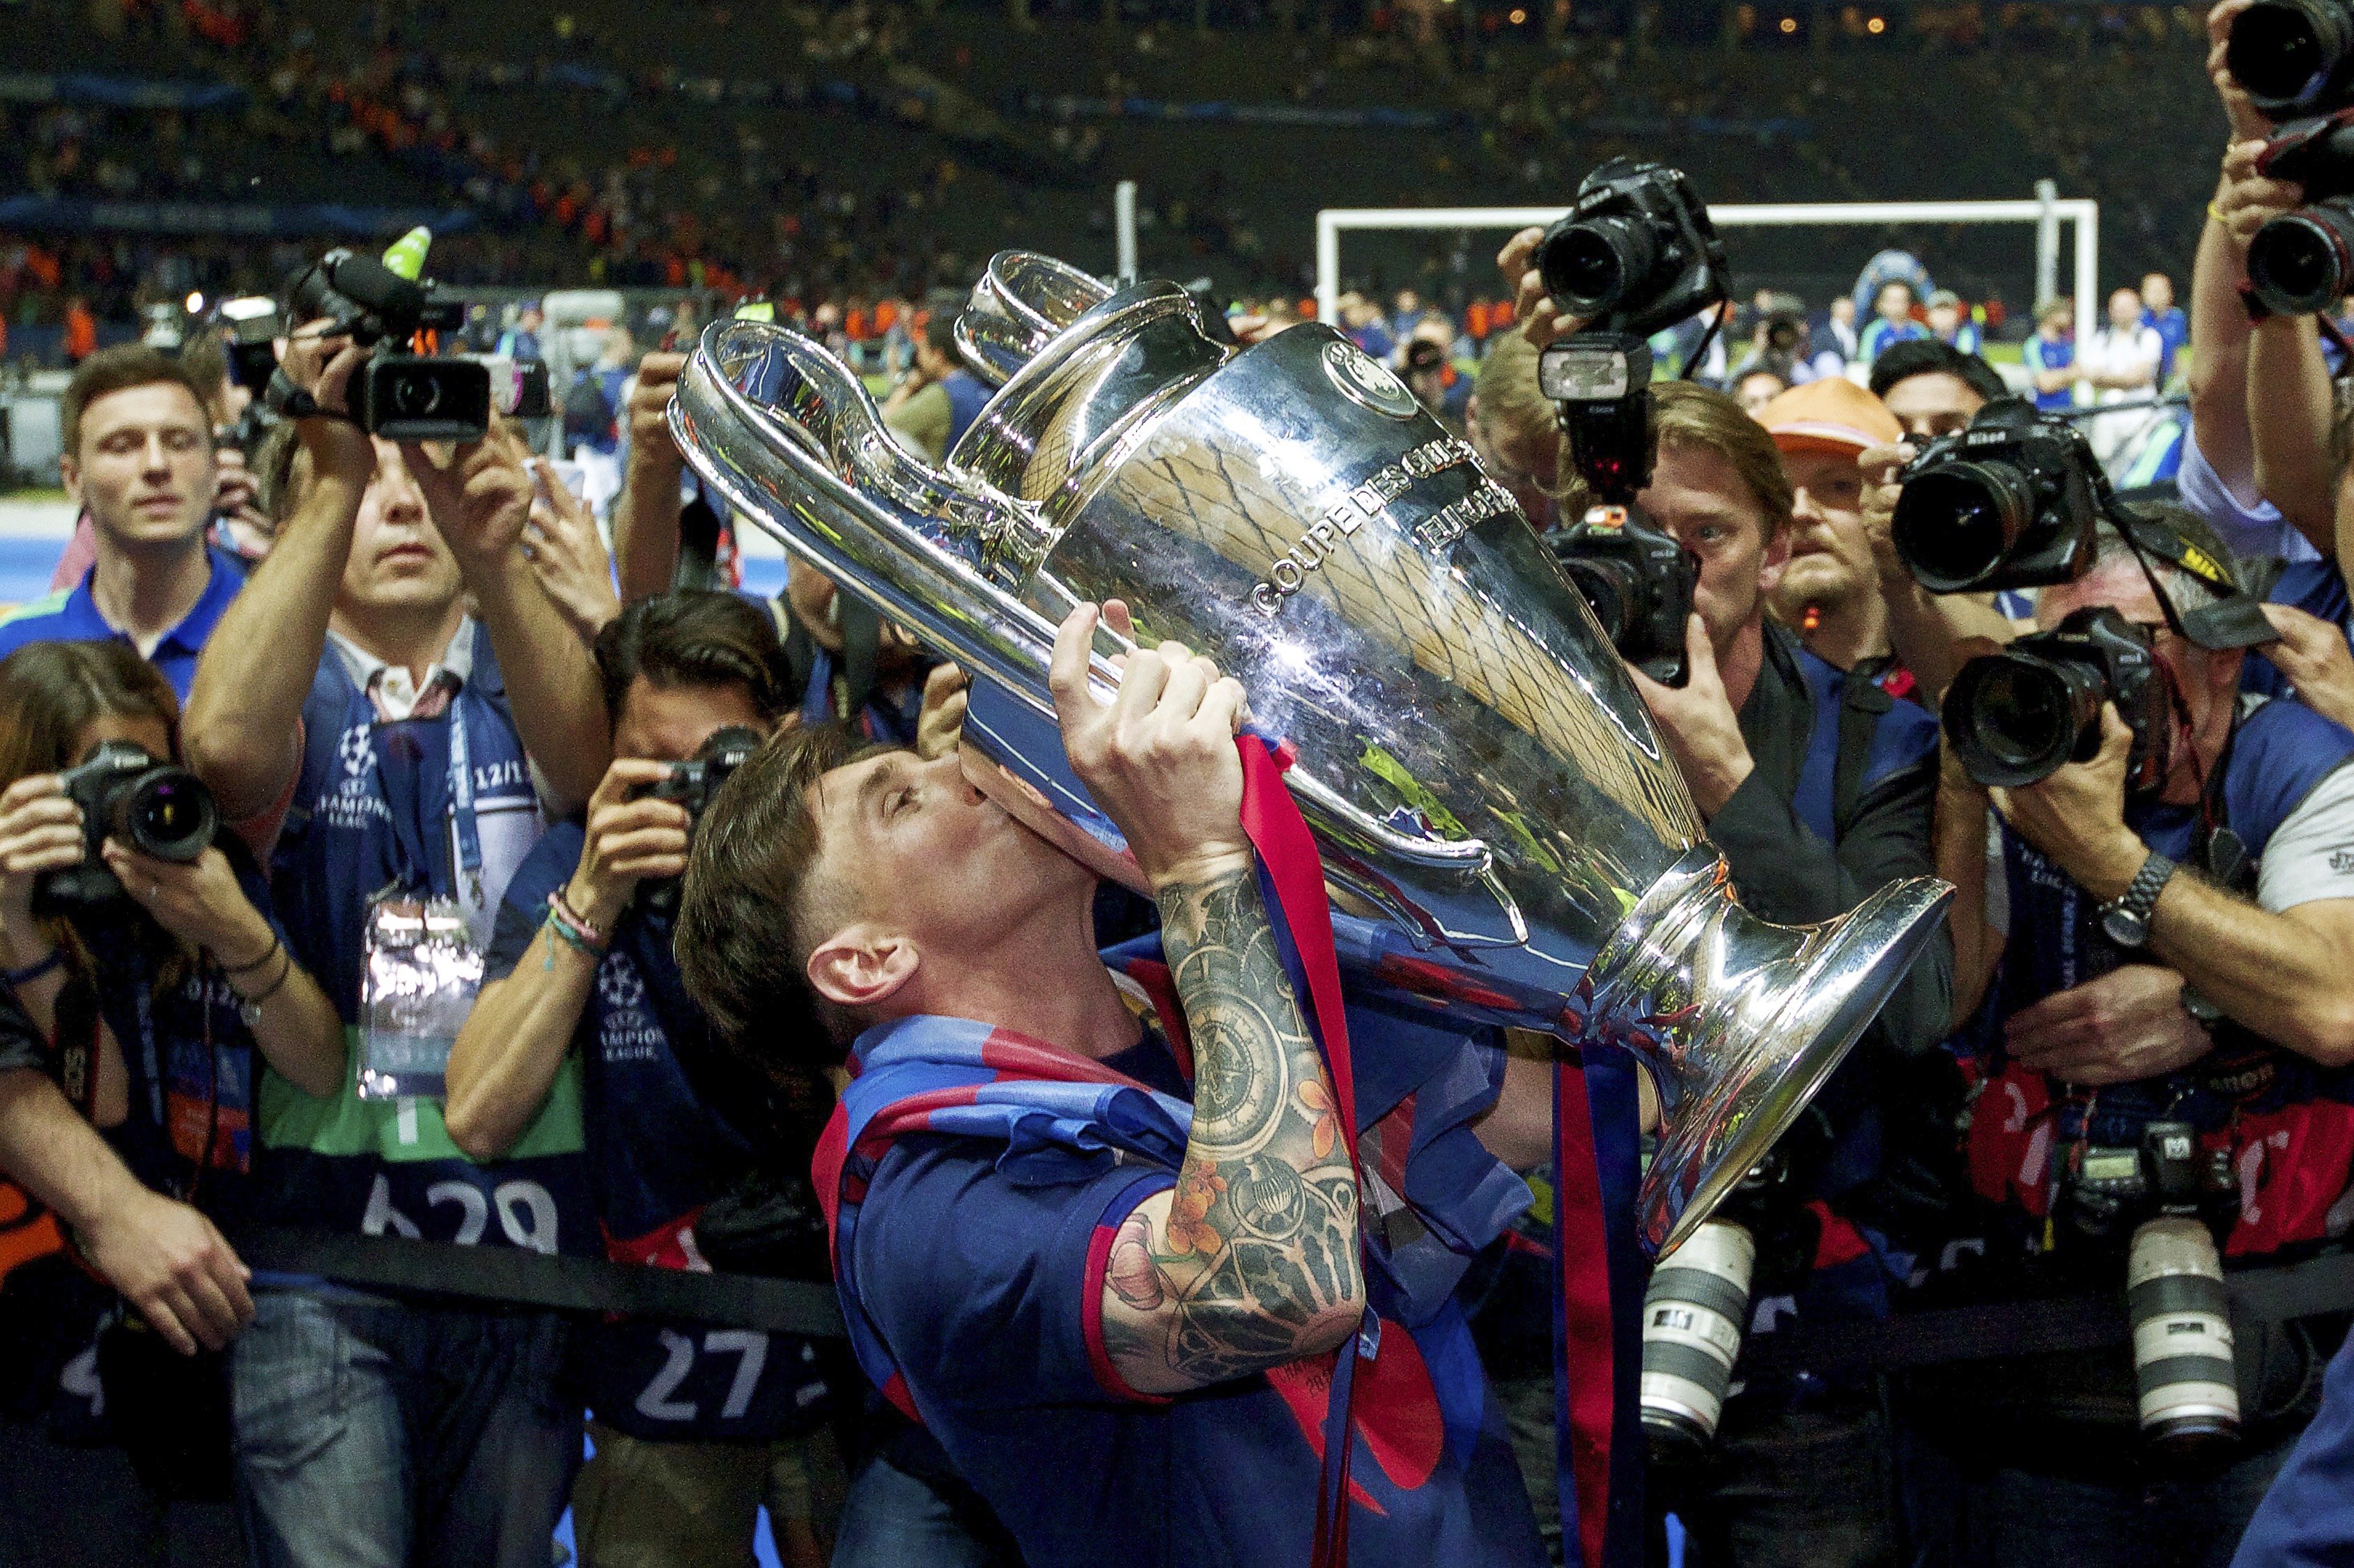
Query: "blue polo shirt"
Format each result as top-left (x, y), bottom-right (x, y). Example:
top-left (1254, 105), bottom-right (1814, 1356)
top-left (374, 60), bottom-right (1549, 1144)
top-left (0, 545), bottom-right (244, 701)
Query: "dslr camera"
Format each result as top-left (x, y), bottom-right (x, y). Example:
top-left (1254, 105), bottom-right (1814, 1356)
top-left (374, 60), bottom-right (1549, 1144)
top-left (1549, 506), bottom-right (1698, 687)
top-left (282, 250), bottom-right (547, 441)
top-left (2058, 1119), bottom-right (2243, 1460)
top-left (2243, 108), bottom-right (2354, 316)
top-left (33, 741), bottom-right (219, 913)
top-left (1535, 158), bottom-right (1727, 690)
top-left (631, 726), bottom-right (763, 913)
top-left (1533, 157), bottom-right (1730, 338)
top-left (1940, 606), bottom-right (2168, 791)
top-left (1891, 396), bottom-right (2104, 595)
top-left (2227, 1), bottom-right (2354, 120)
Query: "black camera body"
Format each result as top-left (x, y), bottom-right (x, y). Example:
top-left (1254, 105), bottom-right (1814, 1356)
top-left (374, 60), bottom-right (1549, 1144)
top-left (33, 741), bottom-right (219, 913)
top-left (2228, 1), bottom-right (2354, 120)
top-left (1551, 504), bottom-right (1698, 688)
top-left (2061, 1119), bottom-right (2236, 1242)
top-left (282, 249), bottom-right (490, 442)
top-left (1942, 607), bottom-right (2168, 791)
top-left (632, 727), bottom-right (764, 913)
top-left (1535, 158), bottom-right (1730, 338)
top-left (1893, 396), bottom-right (2103, 595)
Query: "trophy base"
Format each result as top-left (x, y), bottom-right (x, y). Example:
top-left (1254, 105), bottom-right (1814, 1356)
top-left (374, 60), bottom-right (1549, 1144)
top-left (1579, 847), bottom-right (1953, 1257)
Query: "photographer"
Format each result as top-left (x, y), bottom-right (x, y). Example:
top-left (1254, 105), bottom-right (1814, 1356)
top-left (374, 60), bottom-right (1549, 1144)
top-left (444, 592), bottom-right (844, 1568)
top-left (1917, 509), bottom-right (2354, 1567)
top-left (1503, 220), bottom-right (1949, 1563)
top-left (179, 310), bottom-right (610, 1568)
top-left (0, 347), bottom-right (248, 702)
top-left (0, 641), bottom-right (340, 1562)
top-left (879, 310), bottom-right (989, 465)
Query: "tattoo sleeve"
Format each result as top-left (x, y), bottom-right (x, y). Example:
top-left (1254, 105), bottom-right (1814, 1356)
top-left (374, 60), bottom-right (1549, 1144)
top-left (1100, 867), bottom-right (1365, 1395)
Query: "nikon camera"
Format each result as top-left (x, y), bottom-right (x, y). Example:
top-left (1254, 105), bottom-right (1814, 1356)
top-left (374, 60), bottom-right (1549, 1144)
top-left (1891, 396), bottom-right (2104, 595)
top-left (33, 741), bottom-right (219, 913)
top-left (631, 726), bottom-right (763, 913)
top-left (2227, 1), bottom-right (2354, 121)
top-left (1533, 157), bottom-right (1730, 339)
top-left (2245, 106), bottom-right (2354, 316)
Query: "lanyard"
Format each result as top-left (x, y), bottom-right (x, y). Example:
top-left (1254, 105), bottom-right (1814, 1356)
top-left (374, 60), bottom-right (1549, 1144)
top-left (447, 697), bottom-right (482, 903)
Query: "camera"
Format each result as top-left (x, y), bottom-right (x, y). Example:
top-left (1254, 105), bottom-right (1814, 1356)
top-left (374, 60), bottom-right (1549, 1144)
top-left (218, 295), bottom-right (283, 395)
top-left (1940, 607), bottom-right (2167, 791)
top-left (631, 726), bottom-right (763, 913)
top-left (2057, 1120), bottom-right (2243, 1459)
top-left (1891, 396), bottom-right (2105, 594)
top-left (33, 741), bottom-right (219, 913)
top-left (2227, 1), bottom-right (2354, 119)
top-left (1534, 157), bottom-right (1730, 338)
top-left (2244, 109), bottom-right (2354, 315)
top-left (281, 249), bottom-right (490, 441)
top-left (1550, 504), bottom-right (1698, 687)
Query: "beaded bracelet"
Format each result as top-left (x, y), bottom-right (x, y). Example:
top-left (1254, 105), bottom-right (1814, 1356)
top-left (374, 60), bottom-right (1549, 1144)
top-left (542, 891), bottom-right (609, 968)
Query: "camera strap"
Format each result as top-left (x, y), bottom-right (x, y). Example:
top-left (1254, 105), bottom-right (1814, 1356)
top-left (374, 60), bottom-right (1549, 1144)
top-left (2112, 506), bottom-right (2277, 651)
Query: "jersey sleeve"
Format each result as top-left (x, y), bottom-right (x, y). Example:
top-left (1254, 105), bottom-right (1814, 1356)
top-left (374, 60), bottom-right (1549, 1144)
top-left (2255, 762), bottom-right (2354, 913)
top-left (851, 1139), bottom-right (1177, 1412)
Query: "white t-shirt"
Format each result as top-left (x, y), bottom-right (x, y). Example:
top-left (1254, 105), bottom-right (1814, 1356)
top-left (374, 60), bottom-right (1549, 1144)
top-left (2174, 426), bottom-right (2325, 567)
top-left (2082, 323), bottom-right (2162, 396)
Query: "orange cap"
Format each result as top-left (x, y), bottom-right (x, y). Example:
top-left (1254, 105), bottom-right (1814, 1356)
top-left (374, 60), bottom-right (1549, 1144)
top-left (1754, 377), bottom-right (1903, 456)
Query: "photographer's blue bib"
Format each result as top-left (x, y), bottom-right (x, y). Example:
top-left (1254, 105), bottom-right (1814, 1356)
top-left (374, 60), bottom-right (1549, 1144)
top-left (489, 823), bottom-right (835, 1443)
top-left (1962, 696), bottom-right (2354, 1256)
top-left (252, 621), bottom-right (591, 1260)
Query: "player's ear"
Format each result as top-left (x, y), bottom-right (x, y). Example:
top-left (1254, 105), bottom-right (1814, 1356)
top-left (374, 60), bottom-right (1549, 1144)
top-left (807, 926), bottom-right (918, 1011)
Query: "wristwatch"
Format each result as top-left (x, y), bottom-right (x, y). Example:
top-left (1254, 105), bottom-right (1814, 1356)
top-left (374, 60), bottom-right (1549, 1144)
top-left (2099, 852), bottom-right (2177, 948)
top-left (2181, 985), bottom-right (2224, 1027)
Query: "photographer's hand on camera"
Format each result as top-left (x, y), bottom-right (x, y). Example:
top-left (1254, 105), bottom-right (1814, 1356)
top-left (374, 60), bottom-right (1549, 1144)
top-left (2259, 603), bottom-right (2354, 729)
top-left (1497, 227), bottom-right (1586, 349)
top-left (2003, 964), bottom-right (2214, 1087)
top-left (2208, 0), bottom-right (2275, 144)
top-left (563, 760), bottom-right (693, 935)
top-left (0, 775), bottom-right (83, 940)
top-left (1627, 612), bottom-right (1754, 817)
top-left (278, 318), bottom-right (374, 486)
top-left (1990, 704), bottom-right (2151, 903)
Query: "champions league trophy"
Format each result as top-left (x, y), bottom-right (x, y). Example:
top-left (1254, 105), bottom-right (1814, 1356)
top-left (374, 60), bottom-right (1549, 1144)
top-left (669, 251), bottom-right (1951, 1256)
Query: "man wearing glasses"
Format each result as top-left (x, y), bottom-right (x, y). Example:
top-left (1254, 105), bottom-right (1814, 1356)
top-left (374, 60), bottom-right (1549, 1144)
top-left (1910, 504), bottom-right (2354, 1567)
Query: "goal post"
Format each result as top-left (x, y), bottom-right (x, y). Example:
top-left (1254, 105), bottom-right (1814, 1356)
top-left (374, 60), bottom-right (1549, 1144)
top-left (1315, 197), bottom-right (2101, 353)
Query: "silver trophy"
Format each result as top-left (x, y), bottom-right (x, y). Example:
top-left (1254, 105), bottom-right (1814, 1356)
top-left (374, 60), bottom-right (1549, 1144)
top-left (670, 251), bottom-right (1951, 1255)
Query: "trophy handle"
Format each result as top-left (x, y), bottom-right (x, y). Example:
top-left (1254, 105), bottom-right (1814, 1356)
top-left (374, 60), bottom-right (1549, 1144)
top-left (957, 251), bottom-right (1114, 387)
top-left (674, 318), bottom-right (1527, 950)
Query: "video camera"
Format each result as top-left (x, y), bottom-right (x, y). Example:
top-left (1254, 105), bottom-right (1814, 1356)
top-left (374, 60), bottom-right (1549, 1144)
top-left (1891, 396), bottom-right (2104, 595)
top-left (275, 249), bottom-right (550, 441)
top-left (33, 741), bottom-right (219, 913)
top-left (1941, 606), bottom-right (2169, 792)
top-left (631, 725), bottom-right (763, 913)
top-left (1535, 159), bottom-right (1730, 689)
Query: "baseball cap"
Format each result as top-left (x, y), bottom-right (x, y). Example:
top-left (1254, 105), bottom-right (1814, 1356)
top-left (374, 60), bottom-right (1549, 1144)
top-left (1753, 378), bottom-right (1903, 456)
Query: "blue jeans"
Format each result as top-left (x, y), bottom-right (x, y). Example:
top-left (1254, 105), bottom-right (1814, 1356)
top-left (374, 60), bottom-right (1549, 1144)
top-left (229, 1289), bottom-right (578, 1568)
top-left (832, 1456), bottom-right (1015, 1568)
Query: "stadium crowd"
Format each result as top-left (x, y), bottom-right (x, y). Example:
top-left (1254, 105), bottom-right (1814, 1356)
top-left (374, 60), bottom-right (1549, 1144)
top-left (18, 3), bottom-right (2354, 1568)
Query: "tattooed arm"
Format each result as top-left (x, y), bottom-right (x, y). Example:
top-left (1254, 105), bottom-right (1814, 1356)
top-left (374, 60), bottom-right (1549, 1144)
top-left (1099, 868), bottom-right (1365, 1395)
top-left (1046, 600), bottom-right (1364, 1398)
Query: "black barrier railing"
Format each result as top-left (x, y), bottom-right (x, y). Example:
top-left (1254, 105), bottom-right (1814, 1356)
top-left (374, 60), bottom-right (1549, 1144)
top-left (231, 1227), bottom-right (846, 1339)
top-left (233, 1225), bottom-right (2354, 1386)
